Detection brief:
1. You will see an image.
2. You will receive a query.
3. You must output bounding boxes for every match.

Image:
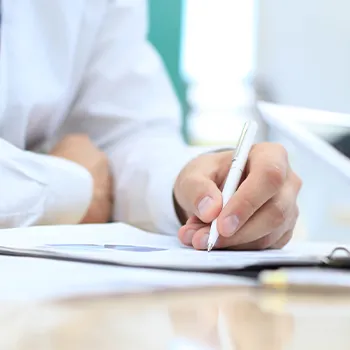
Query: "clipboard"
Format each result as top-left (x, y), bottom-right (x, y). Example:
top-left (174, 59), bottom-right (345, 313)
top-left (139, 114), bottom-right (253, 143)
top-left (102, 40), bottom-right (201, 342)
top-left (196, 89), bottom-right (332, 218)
top-left (0, 244), bottom-right (350, 279)
top-left (320, 247), bottom-right (350, 269)
top-left (259, 247), bottom-right (350, 292)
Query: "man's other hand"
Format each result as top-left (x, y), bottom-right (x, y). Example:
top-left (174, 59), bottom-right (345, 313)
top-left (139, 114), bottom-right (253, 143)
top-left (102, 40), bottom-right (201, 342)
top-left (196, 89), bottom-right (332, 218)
top-left (50, 134), bottom-right (113, 224)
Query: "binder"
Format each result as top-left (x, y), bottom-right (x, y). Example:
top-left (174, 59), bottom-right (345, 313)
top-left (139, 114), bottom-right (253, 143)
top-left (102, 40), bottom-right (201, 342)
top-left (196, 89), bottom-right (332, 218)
top-left (259, 247), bottom-right (350, 292)
top-left (0, 244), bottom-right (350, 279)
top-left (321, 247), bottom-right (350, 269)
top-left (0, 223), bottom-right (348, 279)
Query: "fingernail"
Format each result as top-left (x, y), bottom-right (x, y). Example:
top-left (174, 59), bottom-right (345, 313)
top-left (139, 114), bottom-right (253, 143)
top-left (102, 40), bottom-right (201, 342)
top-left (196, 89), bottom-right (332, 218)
top-left (198, 196), bottom-right (213, 216)
top-left (199, 234), bottom-right (209, 250)
top-left (222, 215), bottom-right (239, 236)
top-left (183, 229), bottom-right (196, 245)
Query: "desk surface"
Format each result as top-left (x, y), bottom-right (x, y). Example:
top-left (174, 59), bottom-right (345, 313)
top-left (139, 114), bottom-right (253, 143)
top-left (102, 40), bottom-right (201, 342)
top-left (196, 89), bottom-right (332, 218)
top-left (2, 285), bottom-right (350, 350)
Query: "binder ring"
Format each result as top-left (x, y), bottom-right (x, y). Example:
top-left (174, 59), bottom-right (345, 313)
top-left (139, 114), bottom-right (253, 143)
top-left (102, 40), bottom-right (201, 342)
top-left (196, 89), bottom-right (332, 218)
top-left (328, 247), bottom-right (350, 259)
top-left (321, 246), bottom-right (350, 266)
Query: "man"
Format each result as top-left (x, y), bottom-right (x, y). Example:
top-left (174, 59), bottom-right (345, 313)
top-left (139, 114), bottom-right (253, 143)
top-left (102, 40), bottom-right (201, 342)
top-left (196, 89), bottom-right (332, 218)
top-left (0, 0), bottom-right (301, 250)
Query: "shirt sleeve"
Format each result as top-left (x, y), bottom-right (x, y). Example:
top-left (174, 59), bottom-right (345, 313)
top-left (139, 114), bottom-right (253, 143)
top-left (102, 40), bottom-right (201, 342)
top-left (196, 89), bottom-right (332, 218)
top-left (0, 138), bottom-right (93, 228)
top-left (56, 0), bottom-right (206, 235)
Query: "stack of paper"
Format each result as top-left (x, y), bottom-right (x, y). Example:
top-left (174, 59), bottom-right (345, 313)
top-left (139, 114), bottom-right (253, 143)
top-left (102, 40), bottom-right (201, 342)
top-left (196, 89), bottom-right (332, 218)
top-left (0, 223), bottom-right (345, 273)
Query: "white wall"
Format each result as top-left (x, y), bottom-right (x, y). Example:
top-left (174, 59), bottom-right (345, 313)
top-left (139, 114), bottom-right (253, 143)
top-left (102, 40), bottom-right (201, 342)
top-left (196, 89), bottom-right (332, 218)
top-left (256, 0), bottom-right (350, 114)
top-left (183, 0), bottom-right (260, 145)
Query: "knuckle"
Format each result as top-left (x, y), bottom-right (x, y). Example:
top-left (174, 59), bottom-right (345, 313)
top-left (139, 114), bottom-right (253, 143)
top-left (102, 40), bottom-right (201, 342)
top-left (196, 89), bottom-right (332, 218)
top-left (287, 207), bottom-right (299, 231)
top-left (240, 196), bottom-right (259, 217)
top-left (179, 173), bottom-right (197, 192)
top-left (294, 205), bottom-right (300, 220)
top-left (269, 200), bottom-right (287, 228)
top-left (275, 143), bottom-right (288, 159)
top-left (280, 230), bottom-right (294, 248)
top-left (265, 142), bottom-right (289, 161)
top-left (178, 174), bottom-right (204, 204)
top-left (264, 164), bottom-right (286, 190)
top-left (253, 142), bottom-right (287, 156)
top-left (250, 142), bottom-right (268, 154)
top-left (294, 174), bottom-right (303, 192)
top-left (255, 234), bottom-right (274, 250)
top-left (281, 236), bottom-right (292, 248)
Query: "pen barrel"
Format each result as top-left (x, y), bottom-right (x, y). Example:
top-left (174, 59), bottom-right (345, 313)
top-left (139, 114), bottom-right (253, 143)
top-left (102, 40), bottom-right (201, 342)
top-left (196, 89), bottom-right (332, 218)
top-left (220, 120), bottom-right (257, 206)
top-left (222, 167), bottom-right (243, 205)
top-left (208, 121), bottom-right (257, 250)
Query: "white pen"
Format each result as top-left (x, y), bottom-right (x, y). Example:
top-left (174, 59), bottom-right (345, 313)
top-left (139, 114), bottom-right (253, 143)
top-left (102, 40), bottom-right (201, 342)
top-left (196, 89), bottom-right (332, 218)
top-left (207, 120), bottom-right (258, 252)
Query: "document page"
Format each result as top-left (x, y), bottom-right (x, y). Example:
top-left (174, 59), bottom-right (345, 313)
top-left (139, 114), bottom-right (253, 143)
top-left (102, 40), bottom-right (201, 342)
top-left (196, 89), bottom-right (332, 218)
top-left (0, 223), bottom-right (341, 272)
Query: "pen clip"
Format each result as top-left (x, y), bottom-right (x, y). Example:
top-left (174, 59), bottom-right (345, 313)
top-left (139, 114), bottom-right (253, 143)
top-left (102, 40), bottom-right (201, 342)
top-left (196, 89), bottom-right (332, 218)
top-left (233, 121), bottom-right (250, 161)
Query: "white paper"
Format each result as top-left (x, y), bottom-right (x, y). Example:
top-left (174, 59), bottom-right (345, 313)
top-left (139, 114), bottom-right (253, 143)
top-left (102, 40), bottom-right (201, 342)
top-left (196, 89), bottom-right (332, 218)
top-left (0, 222), bottom-right (180, 249)
top-left (0, 223), bottom-right (344, 272)
top-left (0, 255), bottom-right (255, 302)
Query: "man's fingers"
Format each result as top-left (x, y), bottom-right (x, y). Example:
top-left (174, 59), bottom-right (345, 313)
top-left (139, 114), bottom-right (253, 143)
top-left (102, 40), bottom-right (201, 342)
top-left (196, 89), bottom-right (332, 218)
top-left (177, 174), bottom-right (223, 223)
top-left (178, 223), bottom-right (210, 249)
top-left (174, 152), bottom-right (233, 224)
top-left (191, 227), bottom-right (293, 251)
top-left (217, 143), bottom-right (288, 237)
top-left (186, 215), bottom-right (201, 225)
top-left (220, 229), bottom-right (284, 251)
top-left (223, 181), bottom-right (297, 246)
top-left (271, 207), bottom-right (299, 249)
top-left (184, 202), bottom-right (297, 250)
top-left (271, 230), bottom-right (294, 249)
top-left (192, 226), bottom-right (211, 250)
top-left (178, 219), bottom-right (207, 246)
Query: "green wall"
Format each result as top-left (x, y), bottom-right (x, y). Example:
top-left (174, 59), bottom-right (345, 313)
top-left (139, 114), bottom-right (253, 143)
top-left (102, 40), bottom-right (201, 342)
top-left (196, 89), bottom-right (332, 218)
top-left (148, 0), bottom-right (188, 140)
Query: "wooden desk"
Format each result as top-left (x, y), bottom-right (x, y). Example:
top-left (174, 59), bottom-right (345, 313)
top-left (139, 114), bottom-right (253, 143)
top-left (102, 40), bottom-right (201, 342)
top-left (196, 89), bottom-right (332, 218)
top-left (2, 286), bottom-right (350, 350)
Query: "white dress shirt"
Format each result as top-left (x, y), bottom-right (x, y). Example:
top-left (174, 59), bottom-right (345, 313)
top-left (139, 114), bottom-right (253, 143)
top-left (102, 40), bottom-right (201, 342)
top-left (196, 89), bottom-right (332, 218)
top-left (0, 0), bottom-right (202, 233)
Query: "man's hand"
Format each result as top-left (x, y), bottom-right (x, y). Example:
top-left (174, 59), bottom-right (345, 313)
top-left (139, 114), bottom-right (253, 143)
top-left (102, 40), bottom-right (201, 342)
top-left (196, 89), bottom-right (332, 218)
top-left (174, 143), bottom-right (302, 250)
top-left (50, 134), bottom-right (113, 224)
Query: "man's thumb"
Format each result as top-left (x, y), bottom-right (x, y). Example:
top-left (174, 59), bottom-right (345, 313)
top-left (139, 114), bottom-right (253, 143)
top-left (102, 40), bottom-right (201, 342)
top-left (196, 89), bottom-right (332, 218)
top-left (184, 176), bottom-right (222, 223)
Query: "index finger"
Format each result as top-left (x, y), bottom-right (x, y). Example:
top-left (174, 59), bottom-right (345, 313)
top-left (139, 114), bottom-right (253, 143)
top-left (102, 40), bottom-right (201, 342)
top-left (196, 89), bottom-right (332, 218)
top-left (216, 143), bottom-right (288, 237)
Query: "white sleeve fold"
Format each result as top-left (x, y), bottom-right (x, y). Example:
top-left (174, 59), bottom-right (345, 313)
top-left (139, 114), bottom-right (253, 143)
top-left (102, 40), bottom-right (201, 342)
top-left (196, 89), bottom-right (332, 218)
top-left (0, 139), bottom-right (93, 228)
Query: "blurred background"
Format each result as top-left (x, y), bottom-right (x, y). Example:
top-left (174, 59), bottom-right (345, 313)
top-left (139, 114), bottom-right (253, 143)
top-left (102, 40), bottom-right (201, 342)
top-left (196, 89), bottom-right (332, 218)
top-left (148, 0), bottom-right (350, 243)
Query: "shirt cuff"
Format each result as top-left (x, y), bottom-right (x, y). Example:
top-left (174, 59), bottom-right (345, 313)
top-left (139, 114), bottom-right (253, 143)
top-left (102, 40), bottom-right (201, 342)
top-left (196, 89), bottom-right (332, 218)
top-left (37, 155), bottom-right (94, 225)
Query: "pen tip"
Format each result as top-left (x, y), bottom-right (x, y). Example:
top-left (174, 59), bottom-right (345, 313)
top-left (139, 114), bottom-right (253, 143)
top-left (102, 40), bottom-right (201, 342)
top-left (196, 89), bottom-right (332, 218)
top-left (207, 243), bottom-right (214, 252)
